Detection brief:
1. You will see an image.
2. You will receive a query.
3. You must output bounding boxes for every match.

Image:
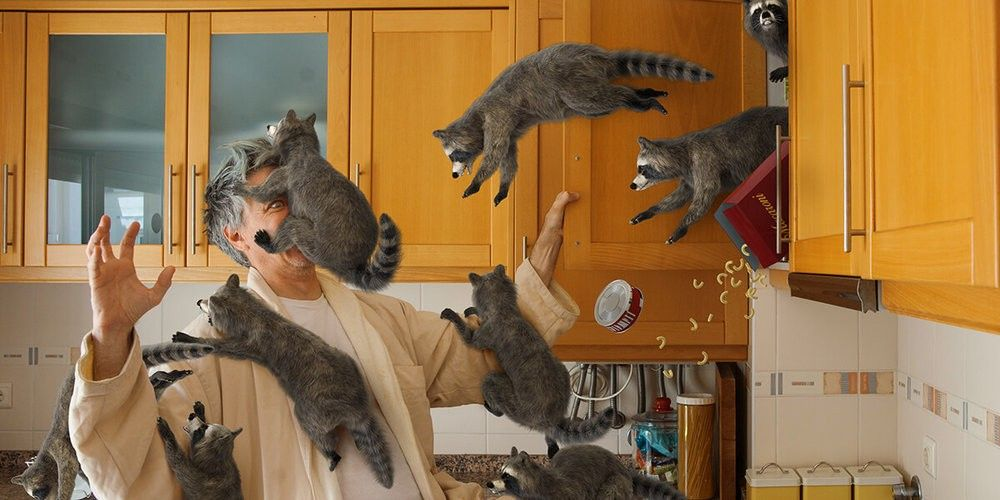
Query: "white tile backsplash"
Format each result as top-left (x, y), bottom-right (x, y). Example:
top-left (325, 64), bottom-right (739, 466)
top-left (419, 283), bottom-right (473, 316)
top-left (775, 396), bottom-right (859, 467)
top-left (776, 293), bottom-right (859, 371)
top-left (0, 430), bottom-right (32, 451)
top-left (431, 404), bottom-right (486, 434)
top-left (859, 309), bottom-right (897, 370)
top-left (933, 322), bottom-right (967, 397)
top-left (858, 396), bottom-right (896, 465)
top-left (965, 435), bottom-right (1000, 500)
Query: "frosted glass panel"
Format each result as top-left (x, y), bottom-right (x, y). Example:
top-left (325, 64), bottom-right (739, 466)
top-left (210, 34), bottom-right (328, 175)
top-left (47, 35), bottom-right (166, 245)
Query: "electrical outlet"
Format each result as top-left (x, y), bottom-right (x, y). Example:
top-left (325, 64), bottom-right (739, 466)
top-left (922, 435), bottom-right (937, 478)
top-left (0, 382), bottom-right (12, 409)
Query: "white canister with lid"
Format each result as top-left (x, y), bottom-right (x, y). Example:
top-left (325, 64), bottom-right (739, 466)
top-left (795, 462), bottom-right (851, 500)
top-left (746, 463), bottom-right (801, 500)
top-left (846, 461), bottom-right (903, 500)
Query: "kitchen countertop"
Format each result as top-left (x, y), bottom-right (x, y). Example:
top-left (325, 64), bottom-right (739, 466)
top-left (0, 451), bottom-right (636, 498)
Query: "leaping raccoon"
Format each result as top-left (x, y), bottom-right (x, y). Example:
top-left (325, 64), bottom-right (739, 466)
top-left (11, 343), bottom-right (214, 500)
top-left (486, 445), bottom-right (686, 500)
top-left (433, 42), bottom-right (715, 206)
top-left (628, 106), bottom-right (788, 244)
top-left (157, 401), bottom-right (244, 500)
top-left (744, 0), bottom-right (789, 82)
top-left (441, 265), bottom-right (614, 458)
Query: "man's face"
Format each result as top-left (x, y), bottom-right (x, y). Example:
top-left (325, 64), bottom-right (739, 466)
top-left (226, 165), bottom-right (314, 272)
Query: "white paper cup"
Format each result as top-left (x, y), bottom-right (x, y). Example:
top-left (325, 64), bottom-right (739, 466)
top-left (594, 279), bottom-right (644, 333)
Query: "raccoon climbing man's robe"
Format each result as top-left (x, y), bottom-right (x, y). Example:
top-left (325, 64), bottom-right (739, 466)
top-left (68, 260), bottom-right (579, 499)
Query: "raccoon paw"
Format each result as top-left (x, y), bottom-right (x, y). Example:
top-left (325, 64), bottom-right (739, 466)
top-left (463, 307), bottom-right (479, 318)
top-left (629, 212), bottom-right (652, 225)
top-left (493, 190), bottom-right (509, 207)
top-left (253, 229), bottom-right (274, 250)
top-left (545, 437), bottom-right (560, 459)
top-left (649, 99), bottom-right (668, 115)
top-left (635, 87), bottom-right (669, 99)
top-left (462, 183), bottom-right (482, 198)
top-left (192, 401), bottom-right (206, 421)
top-left (328, 453), bottom-right (342, 471)
top-left (769, 66), bottom-right (789, 83)
top-left (172, 331), bottom-right (199, 344)
top-left (440, 308), bottom-right (460, 321)
top-left (483, 401), bottom-right (504, 417)
top-left (156, 417), bottom-right (174, 440)
top-left (666, 227), bottom-right (689, 245)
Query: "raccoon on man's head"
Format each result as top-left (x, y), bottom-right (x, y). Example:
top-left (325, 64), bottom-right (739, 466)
top-left (743, 0), bottom-right (788, 82)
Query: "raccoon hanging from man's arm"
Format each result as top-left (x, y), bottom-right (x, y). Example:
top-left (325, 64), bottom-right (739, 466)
top-left (157, 401), bottom-right (244, 500)
top-left (11, 342), bottom-right (214, 500)
top-left (433, 42), bottom-right (715, 207)
top-left (628, 106), bottom-right (788, 244)
top-left (744, 0), bottom-right (789, 82)
top-left (440, 265), bottom-right (615, 459)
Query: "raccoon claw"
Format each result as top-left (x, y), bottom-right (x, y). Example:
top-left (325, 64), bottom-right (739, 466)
top-left (769, 66), bottom-right (789, 82)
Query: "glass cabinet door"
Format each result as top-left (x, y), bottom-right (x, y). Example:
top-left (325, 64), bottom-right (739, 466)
top-left (24, 13), bottom-right (187, 268)
top-left (187, 11), bottom-right (345, 267)
top-left (0, 13), bottom-right (25, 268)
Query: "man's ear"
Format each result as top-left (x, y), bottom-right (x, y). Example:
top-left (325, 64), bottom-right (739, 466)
top-left (223, 225), bottom-right (248, 253)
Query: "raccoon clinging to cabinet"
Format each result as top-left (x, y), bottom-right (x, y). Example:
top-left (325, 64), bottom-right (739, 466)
top-left (744, 0), bottom-right (789, 82)
top-left (433, 42), bottom-right (715, 206)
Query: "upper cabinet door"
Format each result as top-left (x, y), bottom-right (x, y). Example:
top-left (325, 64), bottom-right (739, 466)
top-left (0, 13), bottom-right (25, 267)
top-left (870, 0), bottom-right (998, 287)
top-left (351, 10), bottom-right (514, 281)
top-left (23, 13), bottom-right (187, 268)
top-left (561, 0), bottom-right (757, 272)
top-left (188, 11), bottom-right (345, 268)
top-left (789, 0), bottom-right (870, 276)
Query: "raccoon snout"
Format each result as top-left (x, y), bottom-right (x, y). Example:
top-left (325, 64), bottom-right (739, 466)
top-left (32, 487), bottom-right (50, 499)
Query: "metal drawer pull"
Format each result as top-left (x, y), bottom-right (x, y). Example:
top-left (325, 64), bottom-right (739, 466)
top-left (775, 125), bottom-right (790, 255)
top-left (842, 64), bottom-right (866, 252)
top-left (167, 164), bottom-right (176, 255)
top-left (2, 163), bottom-right (11, 254)
top-left (191, 164), bottom-right (200, 255)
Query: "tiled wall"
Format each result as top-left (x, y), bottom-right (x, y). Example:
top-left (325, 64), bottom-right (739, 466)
top-left (748, 276), bottom-right (898, 469)
top-left (896, 315), bottom-right (1000, 499)
top-left (0, 280), bottom-right (713, 456)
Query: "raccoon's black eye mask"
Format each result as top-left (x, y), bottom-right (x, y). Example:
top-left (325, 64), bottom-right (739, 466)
top-left (448, 151), bottom-right (475, 164)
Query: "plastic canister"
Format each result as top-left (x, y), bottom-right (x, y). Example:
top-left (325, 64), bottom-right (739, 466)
top-left (795, 462), bottom-right (851, 500)
top-left (846, 461), bottom-right (903, 500)
top-left (676, 393), bottom-right (715, 499)
top-left (746, 463), bottom-right (801, 500)
top-left (629, 396), bottom-right (679, 483)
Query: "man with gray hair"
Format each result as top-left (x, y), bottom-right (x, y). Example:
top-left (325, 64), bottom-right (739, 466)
top-left (69, 137), bottom-right (581, 499)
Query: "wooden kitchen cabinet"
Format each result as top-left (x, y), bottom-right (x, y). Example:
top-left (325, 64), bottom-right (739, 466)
top-left (516, 0), bottom-right (762, 362)
top-left (350, 9), bottom-right (515, 281)
top-left (0, 12), bottom-right (24, 267)
top-left (21, 12), bottom-right (189, 269)
top-left (788, 0), bottom-right (870, 277)
top-left (790, 0), bottom-right (1000, 288)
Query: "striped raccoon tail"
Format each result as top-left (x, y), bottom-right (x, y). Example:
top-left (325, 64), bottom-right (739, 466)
top-left (351, 415), bottom-right (395, 488)
top-left (612, 50), bottom-right (715, 82)
top-left (631, 471), bottom-right (687, 499)
top-left (351, 213), bottom-right (402, 292)
top-left (548, 407), bottom-right (616, 444)
top-left (141, 342), bottom-right (215, 368)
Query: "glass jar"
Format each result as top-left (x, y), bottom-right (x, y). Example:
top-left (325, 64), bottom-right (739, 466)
top-left (629, 396), bottom-right (679, 484)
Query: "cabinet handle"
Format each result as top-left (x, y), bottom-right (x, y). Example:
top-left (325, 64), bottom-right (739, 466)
top-left (191, 164), bottom-right (201, 255)
top-left (521, 235), bottom-right (528, 262)
top-left (167, 164), bottom-right (177, 255)
top-left (353, 162), bottom-right (361, 187)
top-left (774, 125), bottom-right (790, 256)
top-left (2, 163), bottom-right (10, 255)
top-left (842, 64), bottom-right (866, 253)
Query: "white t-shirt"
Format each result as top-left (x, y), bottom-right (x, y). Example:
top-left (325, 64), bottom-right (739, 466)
top-left (279, 295), bottom-right (421, 500)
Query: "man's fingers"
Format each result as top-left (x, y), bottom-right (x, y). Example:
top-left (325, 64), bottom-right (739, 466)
top-left (544, 191), bottom-right (580, 227)
top-left (86, 215), bottom-right (110, 258)
top-left (100, 227), bottom-right (115, 262)
top-left (150, 266), bottom-right (175, 302)
top-left (120, 221), bottom-right (140, 261)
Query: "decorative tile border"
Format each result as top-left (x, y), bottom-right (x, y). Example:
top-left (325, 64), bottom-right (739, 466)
top-left (898, 370), bottom-right (1000, 449)
top-left (753, 371), bottom-right (895, 397)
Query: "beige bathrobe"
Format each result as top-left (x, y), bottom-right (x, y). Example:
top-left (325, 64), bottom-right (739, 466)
top-left (69, 261), bottom-right (579, 500)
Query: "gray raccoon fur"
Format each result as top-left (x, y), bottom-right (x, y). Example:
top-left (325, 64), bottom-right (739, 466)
top-left (744, 0), bottom-right (789, 82)
top-left (173, 274), bottom-right (394, 488)
top-left (628, 106), bottom-right (788, 244)
top-left (440, 265), bottom-right (614, 458)
top-left (11, 343), bottom-right (214, 500)
top-left (486, 445), bottom-right (686, 500)
top-left (244, 109), bottom-right (401, 291)
top-left (433, 42), bottom-right (715, 206)
top-left (157, 401), bottom-right (243, 500)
